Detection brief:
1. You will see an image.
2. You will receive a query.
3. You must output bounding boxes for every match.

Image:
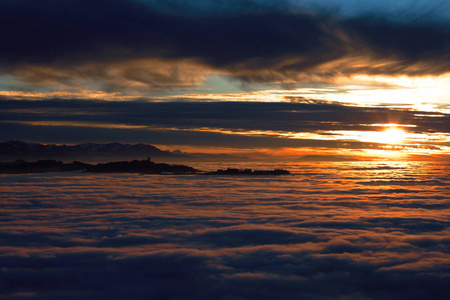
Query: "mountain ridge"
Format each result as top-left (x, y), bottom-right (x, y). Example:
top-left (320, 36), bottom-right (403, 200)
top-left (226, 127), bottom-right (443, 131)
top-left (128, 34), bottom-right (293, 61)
top-left (0, 140), bottom-right (187, 162)
top-left (0, 141), bottom-right (248, 162)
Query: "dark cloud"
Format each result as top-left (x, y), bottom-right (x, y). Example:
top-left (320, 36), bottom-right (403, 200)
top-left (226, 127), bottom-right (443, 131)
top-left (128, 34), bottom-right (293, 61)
top-left (0, 120), bottom-right (373, 149)
top-left (0, 231), bottom-right (78, 247)
top-left (0, 0), bottom-right (333, 68)
top-left (0, 0), bottom-right (449, 90)
top-left (6, 249), bottom-right (448, 300)
top-left (0, 99), bottom-right (448, 148)
top-left (363, 217), bottom-right (449, 234)
top-left (192, 229), bottom-right (319, 247)
top-left (0, 252), bottom-right (217, 300)
top-left (340, 16), bottom-right (450, 76)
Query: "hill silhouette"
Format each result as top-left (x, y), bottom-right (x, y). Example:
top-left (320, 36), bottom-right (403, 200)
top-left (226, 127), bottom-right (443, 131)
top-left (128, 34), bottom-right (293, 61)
top-left (0, 140), bottom-right (188, 162)
top-left (0, 159), bottom-right (198, 174)
top-left (0, 160), bottom-right (290, 176)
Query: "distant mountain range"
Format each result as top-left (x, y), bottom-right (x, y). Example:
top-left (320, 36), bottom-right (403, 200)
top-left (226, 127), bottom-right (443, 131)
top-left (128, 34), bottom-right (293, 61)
top-left (0, 141), bottom-right (246, 162)
top-left (0, 140), bottom-right (184, 162)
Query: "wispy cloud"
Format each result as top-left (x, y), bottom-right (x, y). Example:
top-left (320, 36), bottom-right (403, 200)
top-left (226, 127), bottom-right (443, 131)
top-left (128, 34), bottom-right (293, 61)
top-left (1, 0), bottom-right (450, 93)
top-left (1, 99), bottom-right (449, 155)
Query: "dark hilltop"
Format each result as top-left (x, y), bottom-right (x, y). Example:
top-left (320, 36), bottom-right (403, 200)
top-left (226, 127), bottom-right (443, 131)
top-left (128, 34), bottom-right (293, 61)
top-left (0, 159), bottom-right (198, 175)
top-left (0, 159), bottom-right (290, 176)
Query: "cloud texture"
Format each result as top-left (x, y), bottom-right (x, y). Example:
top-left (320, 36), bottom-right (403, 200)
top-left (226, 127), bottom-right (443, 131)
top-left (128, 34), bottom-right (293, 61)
top-left (0, 161), bottom-right (449, 299)
top-left (1, 0), bottom-right (450, 91)
top-left (1, 99), bottom-right (449, 151)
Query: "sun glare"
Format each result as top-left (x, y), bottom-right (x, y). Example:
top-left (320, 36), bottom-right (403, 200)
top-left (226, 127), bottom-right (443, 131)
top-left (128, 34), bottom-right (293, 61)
top-left (381, 127), bottom-right (407, 144)
top-left (361, 126), bottom-right (406, 144)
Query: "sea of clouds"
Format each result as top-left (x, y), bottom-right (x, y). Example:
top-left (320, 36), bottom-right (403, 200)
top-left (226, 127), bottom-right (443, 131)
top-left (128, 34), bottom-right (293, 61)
top-left (0, 161), bottom-right (449, 299)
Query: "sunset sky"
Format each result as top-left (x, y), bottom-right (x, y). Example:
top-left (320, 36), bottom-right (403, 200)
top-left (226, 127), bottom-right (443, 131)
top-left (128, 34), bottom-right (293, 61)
top-left (1, 0), bottom-right (450, 160)
top-left (1, 2), bottom-right (450, 299)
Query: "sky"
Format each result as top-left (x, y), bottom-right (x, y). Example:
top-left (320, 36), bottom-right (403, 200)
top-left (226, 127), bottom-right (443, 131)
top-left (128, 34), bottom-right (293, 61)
top-left (1, 0), bottom-right (450, 160)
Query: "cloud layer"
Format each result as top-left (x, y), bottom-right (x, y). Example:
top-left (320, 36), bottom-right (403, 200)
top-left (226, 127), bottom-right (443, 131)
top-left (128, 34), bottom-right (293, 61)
top-left (1, 0), bottom-right (450, 91)
top-left (1, 99), bottom-right (449, 152)
top-left (0, 161), bottom-right (449, 299)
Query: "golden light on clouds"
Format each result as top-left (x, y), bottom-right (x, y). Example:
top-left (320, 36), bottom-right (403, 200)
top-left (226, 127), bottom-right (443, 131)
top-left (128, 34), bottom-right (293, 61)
top-left (7, 120), bottom-right (448, 157)
top-left (0, 90), bottom-right (138, 101)
top-left (2, 71), bottom-right (449, 160)
top-left (318, 74), bottom-right (450, 113)
top-left (358, 126), bottom-right (406, 144)
top-left (172, 73), bottom-right (450, 115)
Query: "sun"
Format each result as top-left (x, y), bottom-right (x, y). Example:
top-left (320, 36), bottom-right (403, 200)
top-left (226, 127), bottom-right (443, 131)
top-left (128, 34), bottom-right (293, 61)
top-left (360, 126), bottom-right (406, 144)
top-left (380, 127), bottom-right (407, 144)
